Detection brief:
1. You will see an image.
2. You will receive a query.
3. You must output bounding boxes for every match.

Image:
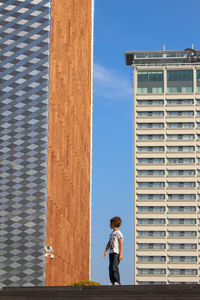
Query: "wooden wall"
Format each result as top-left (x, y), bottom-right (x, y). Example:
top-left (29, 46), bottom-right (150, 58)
top-left (45, 0), bottom-right (92, 285)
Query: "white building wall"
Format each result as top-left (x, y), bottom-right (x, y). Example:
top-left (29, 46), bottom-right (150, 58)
top-left (133, 61), bottom-right (200, 285)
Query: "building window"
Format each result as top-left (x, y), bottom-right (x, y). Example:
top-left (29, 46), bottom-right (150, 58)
top-left (137, 231), bottom-right (166, 237)
top-left (167, 111), bottom-right (194, 117)
top-left (169, 282), bottom-right (198, 284)
top-left (168, 206), bottom-right (196, 213)
top-left (137, 111), bottom-right (164, 117)
top-left (138, 243), bottom-right (166, 250)
top-left (168, 194), bottom-right (196, 201)
top-left (137, 71), bottom-right (164, 94)
top-left (137, 158), bottom-right (165, 164)
top-left (137, 170), bottom-right (165, 176)
top-left (138, 256), bottom-right (166, 262)
top-left (168, 218), bottom-right (196, 225)
top-left (137, 100), bottom-right (164, 106)
top-left (167, 134), bottom-right (194, 140)
top-left (167, 70), bottom-right (193, 93)
top-left (137, 134), bottom-right (164, 141)
top-left (137, 123), bottom-right (164, 129)
top-left (169, 256), bottom-right (197, 262)
top-left (137, 194), bottom-right (165, 200)
top-left (168, 231), bottom-right (197, 238)
top-left (138, 268), bottom-right (166, 275)
top-left (169, 269), bottom-right (197, 275)
top-left (167, 122), bottom-right (194, 128)
top-left (197, 70), bottom-right (200, 92)
top-left (167, 158), bottom-right (195, 164)
top-left (138, 281), bottom-right (166, 285)
top-left (167, 99), bottom-right (193, 105)
top-left (168, 243), bottom-right (197, 250)
top-left (168, 170), bottom-right (195, 176)
top-left (138, 218), bottom-right (165, 225)
top-left (137, 206), bottom-right (165, 213)
top-left (168, 182), bottom-right (195, 188)
top-left (168, 194), bottom-right (196, 200)
top-left (167, 146), bottom-right (195, 152)
top-left (137, 182), bottom-right (165, 188)
top-left (137, 146), bottom-right (164, 153)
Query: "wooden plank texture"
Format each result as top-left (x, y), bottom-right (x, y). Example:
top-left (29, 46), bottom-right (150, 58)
top-left (45, 0), bottom-right (92, 285)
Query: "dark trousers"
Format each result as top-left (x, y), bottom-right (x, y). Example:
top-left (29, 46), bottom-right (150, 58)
top-left (109, 253), bottom-right (120, 284)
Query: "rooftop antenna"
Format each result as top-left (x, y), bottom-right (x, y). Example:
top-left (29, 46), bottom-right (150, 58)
top-left (163, 44), bottom-right (166, 57)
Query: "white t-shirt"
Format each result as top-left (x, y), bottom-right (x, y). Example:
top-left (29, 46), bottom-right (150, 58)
top-left (109, 230), bottom-right (123, 254)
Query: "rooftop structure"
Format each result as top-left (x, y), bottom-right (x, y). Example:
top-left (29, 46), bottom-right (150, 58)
top-left (125, 49), bottom-right (200, 66)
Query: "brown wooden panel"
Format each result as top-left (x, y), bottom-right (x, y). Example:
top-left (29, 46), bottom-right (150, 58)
top-left (45, 0), bottom-right (92, 286)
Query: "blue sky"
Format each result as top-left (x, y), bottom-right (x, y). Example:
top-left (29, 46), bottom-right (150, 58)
top-left (91, 0), bottom-right (200, 285)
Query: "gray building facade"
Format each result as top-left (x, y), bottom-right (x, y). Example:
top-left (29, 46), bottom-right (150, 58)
top-left (0, 0), bottom-right (51, 287)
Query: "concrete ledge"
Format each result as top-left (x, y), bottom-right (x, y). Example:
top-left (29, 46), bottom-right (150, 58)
top-left (1, 284), bottom-right (200, 300)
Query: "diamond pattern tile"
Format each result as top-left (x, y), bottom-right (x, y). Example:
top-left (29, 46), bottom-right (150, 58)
top-left (0, 0), bottom-right (51, 287)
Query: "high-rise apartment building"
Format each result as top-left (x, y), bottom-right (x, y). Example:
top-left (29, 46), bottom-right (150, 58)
top-left (1, 0), bottom-right (93, 287)
top-left (125, 49), bottom-right (200, 285)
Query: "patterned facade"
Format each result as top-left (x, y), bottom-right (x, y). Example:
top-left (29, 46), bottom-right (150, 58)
top-left (0, 0), bottom-right (93, 287)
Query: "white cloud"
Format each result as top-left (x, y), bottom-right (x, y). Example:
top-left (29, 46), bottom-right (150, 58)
top-left (93, 63), bottom-right (132, 101)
